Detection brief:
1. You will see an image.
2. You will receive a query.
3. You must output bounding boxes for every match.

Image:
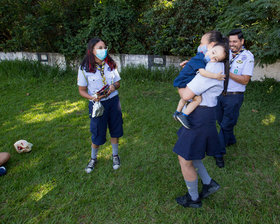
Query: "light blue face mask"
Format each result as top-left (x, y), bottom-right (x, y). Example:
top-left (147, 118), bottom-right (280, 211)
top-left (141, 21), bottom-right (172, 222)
top-left (197, 45), bottom-right (208, 55)
top-left (96, 49), bottom-right (107, 61)
top-left (204, 55), bottom-right (211, 63)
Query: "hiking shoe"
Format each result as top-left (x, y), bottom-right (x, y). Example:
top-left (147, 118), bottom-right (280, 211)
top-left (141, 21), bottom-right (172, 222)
top-left (85, 158), bottom-right (97, 173)
top-left (112, 155), bottom-right (120, 170)
top-left (173, 111), bottom-right (181, 121)
top-left (199, 179), bottom-right (220, 199)
top-left (177, 113), bottom-right (191, 129)
top-left (0, 166), bottom-right (7, 176)
top-left (176, 193), bottom-right (202, 208)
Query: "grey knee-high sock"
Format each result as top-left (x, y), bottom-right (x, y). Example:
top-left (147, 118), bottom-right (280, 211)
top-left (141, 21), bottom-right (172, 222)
top-left (112, 143), bottom-right (118, 156)
top-left (91, 146), bottom-right (98, 159)
top-left (193, 160), bottom-right (211, 185)
top-left (185, 178), bottom-right (199, 201)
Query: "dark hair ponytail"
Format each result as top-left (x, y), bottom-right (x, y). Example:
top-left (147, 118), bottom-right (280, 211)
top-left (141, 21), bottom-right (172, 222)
top-left (206, 30), bottom-right (223, 44)
top-left (221, 36), bottom-right (230, 95)
top-left (80, 37), bottom-right (116, 73)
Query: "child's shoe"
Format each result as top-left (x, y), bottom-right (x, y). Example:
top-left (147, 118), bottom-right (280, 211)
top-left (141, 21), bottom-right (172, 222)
top-left (0, 166), bottom-right (7, 176)
top-left (173, 111), bottom-right (181, 121)
top-left (177, 113), bottom-right (191, 129)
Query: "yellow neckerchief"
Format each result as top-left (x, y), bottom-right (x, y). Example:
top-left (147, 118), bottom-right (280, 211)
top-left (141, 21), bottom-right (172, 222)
top-left (96, 61), bottom-right (107, 85)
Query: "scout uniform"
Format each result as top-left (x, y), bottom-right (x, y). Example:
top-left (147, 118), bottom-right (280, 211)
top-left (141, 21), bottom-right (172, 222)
top-left (77, 63), bottom-right (123, 146)
top-left (215, 49), bottom-right (254, 156)
top-left (173, 62), bottom-right (224, 160)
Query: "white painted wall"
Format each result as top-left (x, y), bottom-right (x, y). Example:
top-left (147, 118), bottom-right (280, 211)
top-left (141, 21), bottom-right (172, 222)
top-left (0, 52), bottom-right (279, 81)
top-left (0, 52), bottom-right (66, 70)
top-left (252, 62), bottom-right (280, 81)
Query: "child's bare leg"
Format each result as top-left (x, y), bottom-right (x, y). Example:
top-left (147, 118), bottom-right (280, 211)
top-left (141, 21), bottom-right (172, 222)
top-left (182, 95), bottom-right (202, 115)
top-left (176, 98), bottom-right (187, 112)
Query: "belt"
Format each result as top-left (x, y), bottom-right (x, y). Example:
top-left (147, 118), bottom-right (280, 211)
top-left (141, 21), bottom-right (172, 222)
top-left (224, 91), bottom-right (244, 96)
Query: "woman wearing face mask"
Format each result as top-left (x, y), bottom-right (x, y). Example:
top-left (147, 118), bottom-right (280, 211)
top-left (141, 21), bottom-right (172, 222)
top-left (77, 37), bottom-right (123, 173)
top-left (173, 33), bottom-right (226, 129)
top-left (173, 31), bottom-right (229, 208)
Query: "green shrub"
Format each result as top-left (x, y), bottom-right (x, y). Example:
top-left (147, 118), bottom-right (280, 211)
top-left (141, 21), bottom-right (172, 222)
top-left (141, 0), bottom-right (221, 56)
top-left (120, 65), bottom-right (180, 82)
top-left (1, 0), bottom-right (279, 65)
top-left (0, 60), bottom-right (74, 79)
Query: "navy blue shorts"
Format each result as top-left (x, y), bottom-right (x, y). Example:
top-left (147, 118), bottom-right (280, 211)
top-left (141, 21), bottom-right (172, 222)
top-left (89, 95), bottom-right (123, 146)
top-left (173, 106), bottom-right (222, 160)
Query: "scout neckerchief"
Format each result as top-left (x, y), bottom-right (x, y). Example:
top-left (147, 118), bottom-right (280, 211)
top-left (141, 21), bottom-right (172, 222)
top-left (229, 47), bottom-right (245, 68)
top-left (223, 47), bottom-right (245, 95)
top-left (96, 61), bottom-right (107, 85)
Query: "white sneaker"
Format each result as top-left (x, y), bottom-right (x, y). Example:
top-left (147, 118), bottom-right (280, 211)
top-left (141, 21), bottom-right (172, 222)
top-left (112, 155), bottom-right (120, 170)
top-left (85, 158), bottom-right (97, 173)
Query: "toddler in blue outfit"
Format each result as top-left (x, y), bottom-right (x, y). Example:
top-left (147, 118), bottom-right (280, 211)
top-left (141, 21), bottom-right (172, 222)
top-left (173, 43), bottom-right (227, 129)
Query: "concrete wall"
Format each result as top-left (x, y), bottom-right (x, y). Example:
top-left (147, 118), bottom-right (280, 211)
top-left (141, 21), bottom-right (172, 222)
top-left (252, 62), bottom-right (280, 81)
top-left (0, 52), bottom-right (279, 81)
top-left (111, 54), bottom-right (182, 71)
top-left (0, 52), bottom-right (66, 70)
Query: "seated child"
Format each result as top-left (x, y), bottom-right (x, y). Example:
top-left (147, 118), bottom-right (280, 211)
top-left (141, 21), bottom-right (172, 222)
top-left (173, 43), bottom-right (227, 128)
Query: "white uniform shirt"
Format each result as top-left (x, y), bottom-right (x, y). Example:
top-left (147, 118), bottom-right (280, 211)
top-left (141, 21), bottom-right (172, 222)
top-left (228, 49), bottom-right (254, 92)
top-left (77, 63), bottom-right (121, 101)
top-left (188, 62), bottom-right (224, 107)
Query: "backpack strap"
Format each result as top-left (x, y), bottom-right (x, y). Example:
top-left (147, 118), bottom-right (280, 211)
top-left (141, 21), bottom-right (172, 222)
top-left (81, 69), bottom-right (88, 85)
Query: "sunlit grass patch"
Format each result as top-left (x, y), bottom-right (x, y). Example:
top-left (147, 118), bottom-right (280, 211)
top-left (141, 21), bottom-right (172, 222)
top-left (262, 113), bottom-right (276, 126)
top-left (0, 61), bottom-right (279, 223)
top-left (18, 100), bottom-right (86, 124)
top-left (29, 180), bottom-right (56, 201)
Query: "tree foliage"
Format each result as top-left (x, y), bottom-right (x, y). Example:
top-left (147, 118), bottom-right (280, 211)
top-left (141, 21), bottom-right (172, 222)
top-left (142, 0), bottom-right (220, 56)
top-left (0, 0), bottom-right (279, 64)
top-left (215, 0), bottom-right (280, 65)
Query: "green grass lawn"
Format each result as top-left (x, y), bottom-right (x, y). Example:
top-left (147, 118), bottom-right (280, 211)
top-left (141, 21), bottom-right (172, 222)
top-left (0, 61), bottom-right (279, 223)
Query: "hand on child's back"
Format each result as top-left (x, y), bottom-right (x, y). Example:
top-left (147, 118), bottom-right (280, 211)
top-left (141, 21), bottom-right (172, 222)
top-left (216, 72), bottom-right (225, 81)
top-left (180, 60), bottom-right (189, 68)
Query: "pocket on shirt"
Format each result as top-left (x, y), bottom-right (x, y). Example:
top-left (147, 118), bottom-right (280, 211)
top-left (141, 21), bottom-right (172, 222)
top-left (88, 76), bottom-right (103, 90)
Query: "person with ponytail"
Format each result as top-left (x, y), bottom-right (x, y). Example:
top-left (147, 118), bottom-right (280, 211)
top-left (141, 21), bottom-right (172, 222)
top-left (173, 31), bottom-right (229, 208)
top-left (173, 34), bottom-right (227, 129)
top-left (77, 38), bottom-right (123, 173)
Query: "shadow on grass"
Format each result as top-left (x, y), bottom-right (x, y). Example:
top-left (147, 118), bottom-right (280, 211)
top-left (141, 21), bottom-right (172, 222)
top-left (0, 66), bottom-right (182, 222)
top-left (1, 61), bottom-right (280, 223)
